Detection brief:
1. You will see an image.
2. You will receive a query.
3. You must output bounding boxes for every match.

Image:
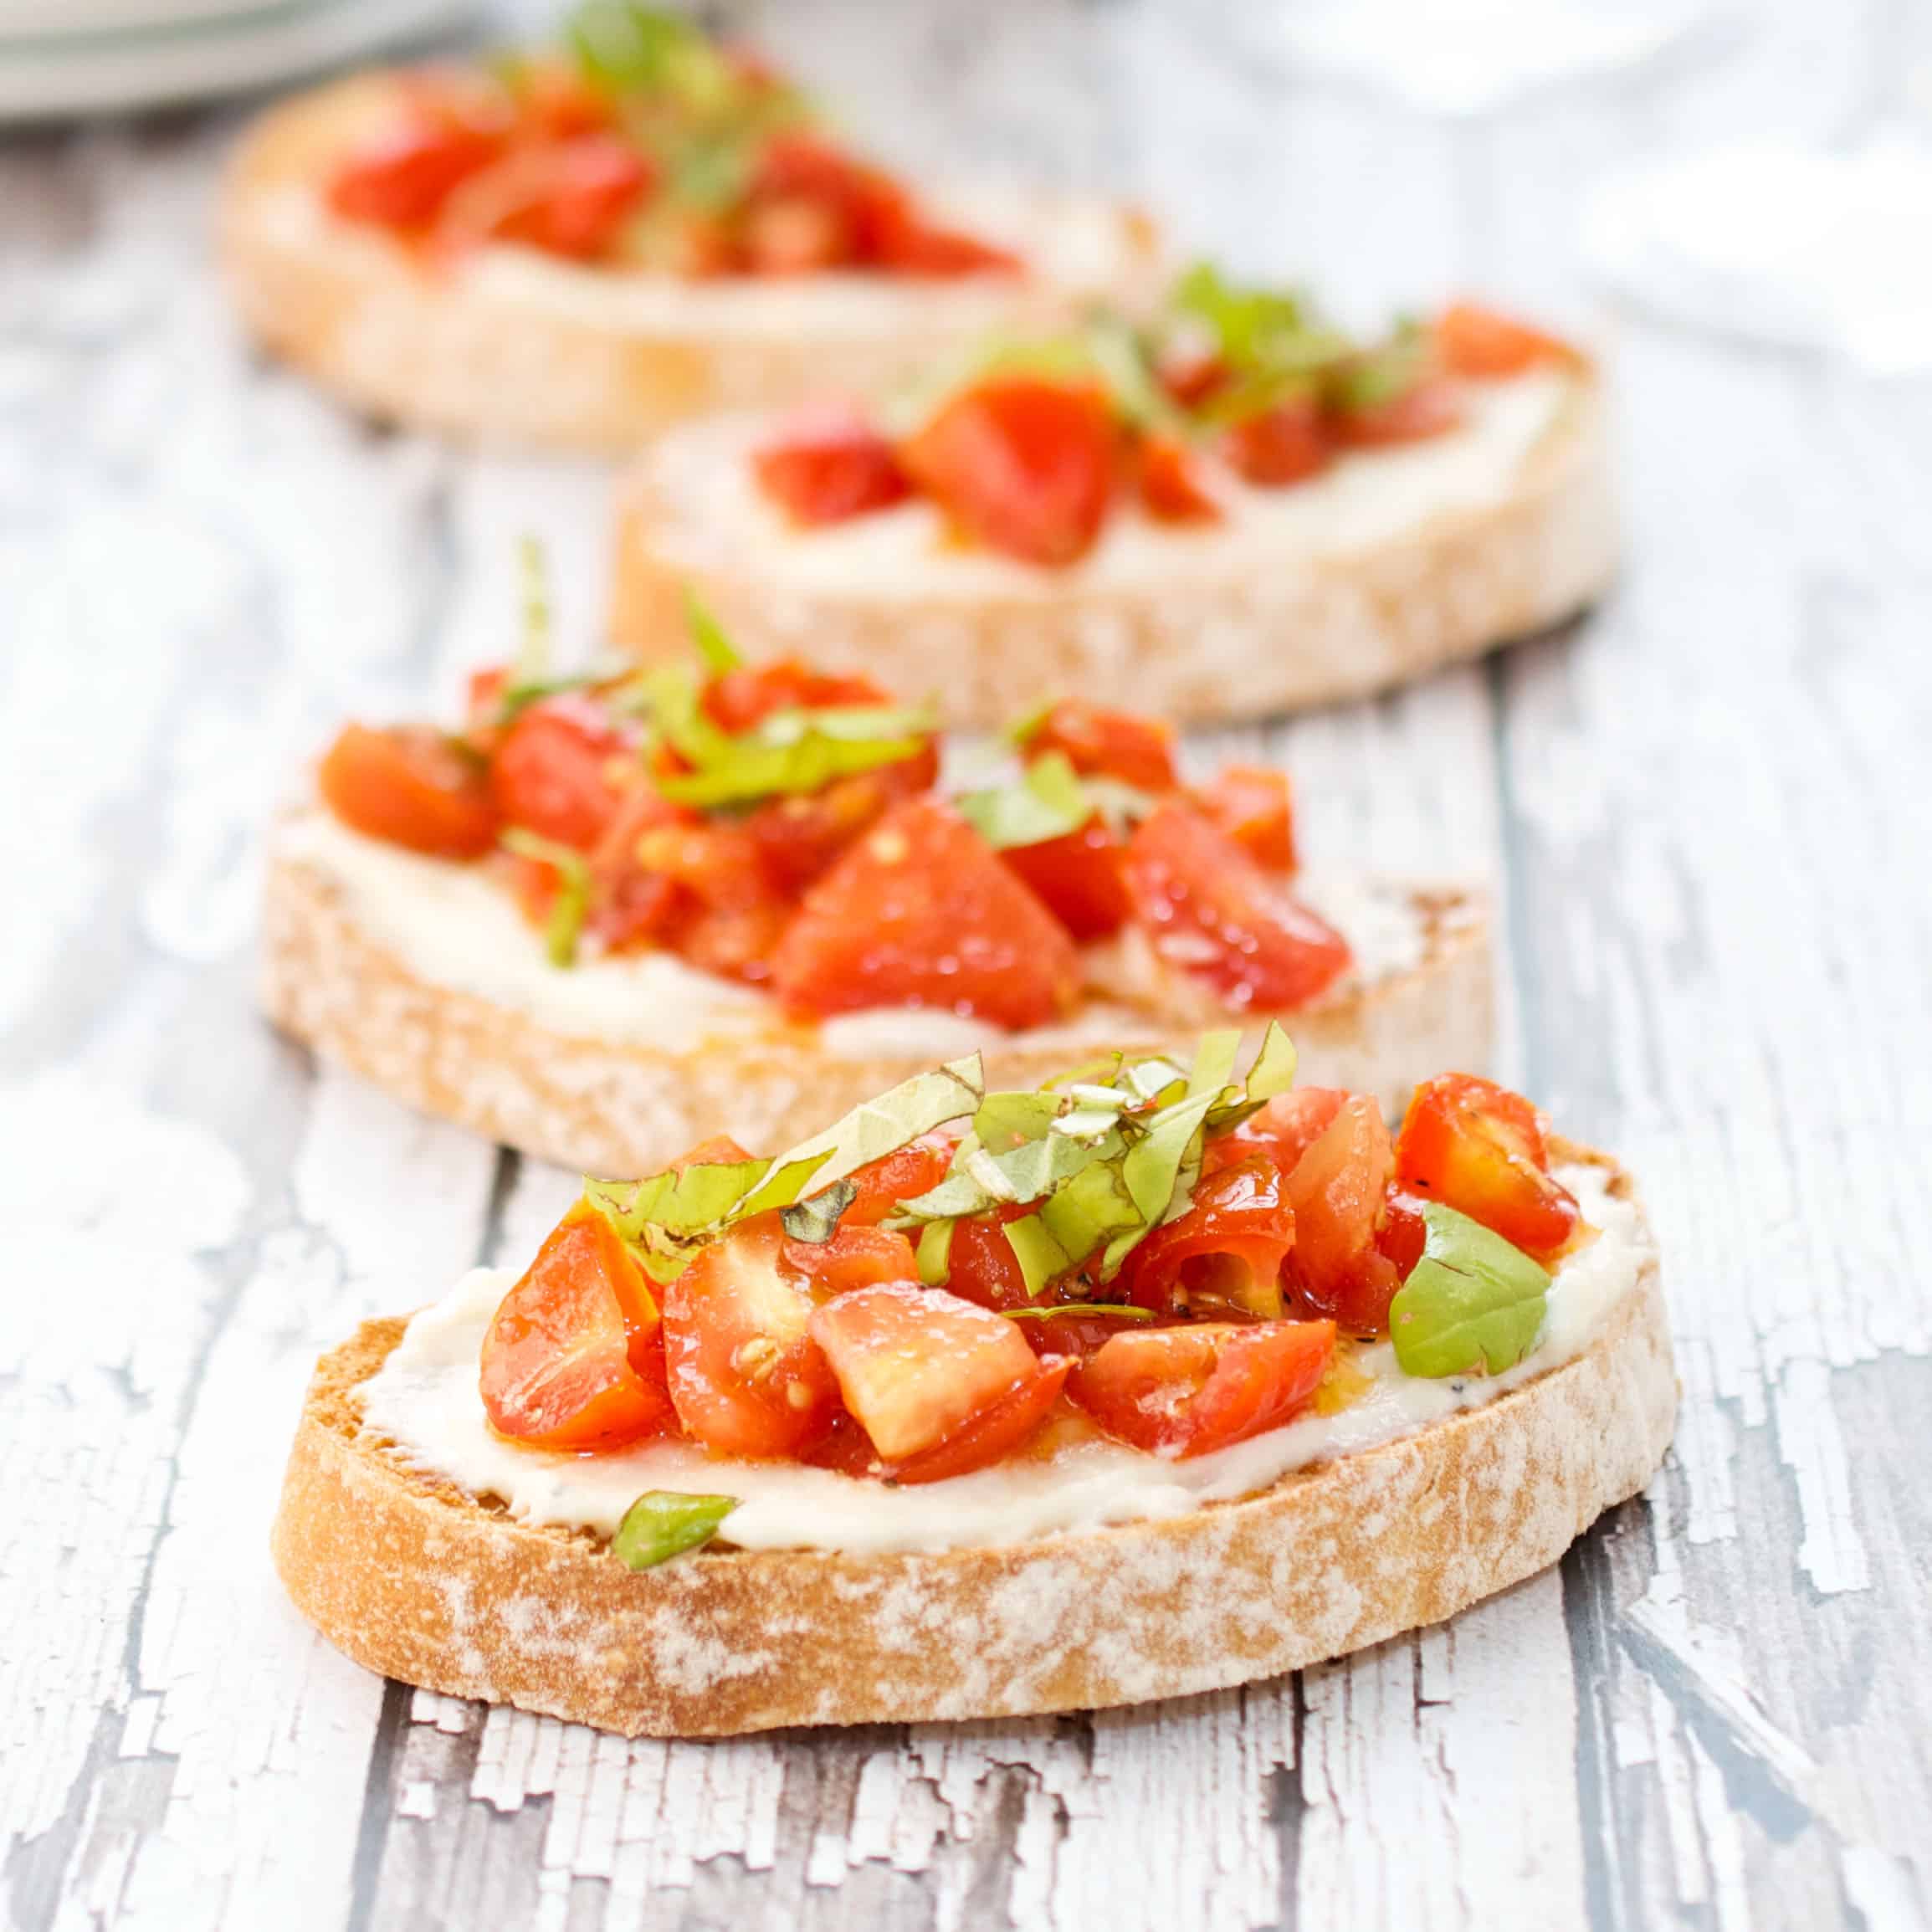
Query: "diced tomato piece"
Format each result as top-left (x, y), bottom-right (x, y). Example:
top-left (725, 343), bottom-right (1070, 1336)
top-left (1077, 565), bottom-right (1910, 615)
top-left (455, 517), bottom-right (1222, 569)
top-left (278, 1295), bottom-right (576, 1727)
top-left (1212, 1088), bottom-right (1348, 1179)
top-left (754, 417), bottom-right (912, 525)
top-left (479, 1202), bottom-right (675, 1448)
top-left (933, 1203), bottom-right (1032, 1311)
top-left (318, 723), bottom-right (499, 858)
top-left (505, 60), bottom-right (614, 141)
top-left (1221, 393), bottom-right (1330, 486)
top-left (889, 1356), bottom-right (1071, 1482)
top-left (1121, 1156), bottom-right (1295, 1320)
top-left (1376, 1187), bottom-right (1428, 1279)
top-left (1136, 433), bottom-right (1222, 523)
top-left (661, 1212), bottom-right (843, 1458)
top-left (750, 135), bottom-right (894, 254)
top-left (1017, 699), bottom-right (1178, 792)
top-left (479, 135), bottom-right (654, 259)
top-left (808, 1280), bottom-right (1060, 1472)
top-left (674, 1133), bottom-right (753, 1168)
top-left (771, 797), bottom-right (1081, 1027)
top-left (842, 1135), bottom-right (955, 1225)
top-left (881, 220), bottom-right (1021, 278)
top-left (1159, 348), bottom-right (1228, 408)
top-left (999, 816), bottom-right (1133, 943)
top-left (328, 115), bottom-right (507, 229)
top-left (1330, 377), bottom-right (1462, 448)
top-left (666, 896), bottom-right (793, 986)
top-left (490, 700), bottom-right (638, 850)
top-left (1121, 800), bottom-right (1351, 1012)
top-left (1193, 764), bottom-right (1296, 872)
top-left (584, 783), bottom-right (689, 951)
top-left (464, 664), bottom-right (510, 730)
top-left (1068, 1319), bottom-right (1334, 1458)
top-left (900, 376), bottom-right (1118, 567)
top-left (1436, 301), bottom-right (1576, 379)
top-left (741, 765), bottom-right (928, 897)
top-left (781, 1222), bottom-right (920, 1298)
top-left (700, 656), bottom-right (894, 734)
top-left (743, 194), bottom-right (854, 274)
top-left (1393, 1073), bottom-right (1581, 1263)
top-left (1284, 1095), bottom-right (1402, 1335)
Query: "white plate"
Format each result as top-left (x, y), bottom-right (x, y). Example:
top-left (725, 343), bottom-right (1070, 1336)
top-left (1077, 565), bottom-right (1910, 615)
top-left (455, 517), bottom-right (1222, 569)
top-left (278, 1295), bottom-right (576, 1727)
top-left (0, 0), bottom-right (471, 120)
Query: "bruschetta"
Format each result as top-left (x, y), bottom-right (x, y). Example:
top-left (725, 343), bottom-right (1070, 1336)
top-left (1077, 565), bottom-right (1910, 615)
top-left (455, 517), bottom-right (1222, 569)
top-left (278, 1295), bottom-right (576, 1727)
top-left (609, 276), bottom-right (1615, 725)
top-left (273, 1036), bottom-right (1677, 1735)
top-left (260, 607), bottom-right (1492, 1171)
top-left (219, 5), bottom-right (1157, 449)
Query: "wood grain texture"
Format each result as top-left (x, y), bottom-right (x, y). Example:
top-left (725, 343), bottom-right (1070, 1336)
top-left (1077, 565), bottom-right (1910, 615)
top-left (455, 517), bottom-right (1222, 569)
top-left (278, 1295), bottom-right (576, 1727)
top-left (3, 0), bottom-right (1929, 1927)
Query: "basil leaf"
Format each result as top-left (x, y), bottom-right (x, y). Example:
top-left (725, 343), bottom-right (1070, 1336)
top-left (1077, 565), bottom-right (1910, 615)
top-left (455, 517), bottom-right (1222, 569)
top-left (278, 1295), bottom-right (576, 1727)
top-left (587, 1158), bottom-right (774, 1242)
top-left (1331, 318), bottom-right (1432, 414)
top-left (1389, 1203), bottom-right (1551, 1378)
top-left (499, 829), bottom-right (590, 967)
top-left (684, 591), bottom-right (741, 674)
top-left (1002, 1303), bottom-right (1155, 1323)
top-left (780, 1178), bottom-right (857, 1244)
top-left (494, 672), bottom-right (602, 725)
top-left (955, 751), bottom-right (1091, 851)
top-left (915, 1217), bottom-right (955, 1284)
top-left (611, 1490), bottom-right (738, 1571)
top-left (1003, 1212), bottom-right (1074, 1299)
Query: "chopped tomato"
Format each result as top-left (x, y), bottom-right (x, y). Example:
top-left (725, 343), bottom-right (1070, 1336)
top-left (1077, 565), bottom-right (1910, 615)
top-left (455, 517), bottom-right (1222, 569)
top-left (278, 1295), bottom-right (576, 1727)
top-left (1376, 1188), bottom-right (1428, 1279)
top-left (479, 1202), bottom-right (674, 1448)
top-left (664, 895), bottom-right (792, 986)
top-left (999, 816), bottom-right (1132, 943)
top-left (1159, 348), bottom-right (1228, 408)
top-left (1330, 377), bottom-right (1462, 448)
top-left (743, 765), bottom-right (931, 897)
top-left (447, 136), bottom-right (653, 260)
top-left (584, 784), bottom-right (688, 951)
top-left (327, 114), bottom-right (506, 228)
top-left (889, 1357), bottom-right (1071, 1483)
top-left (699, 657), bottom-right (893, 734)
top-left (505, 61), bottom-right (614, 141)
top-left (1193, 765), bottom-right (1296, 872)
top-left (780, 1222), bottom-right (920, 1298)
top-left (1017, 699), bottom-right (1177, 792)
top-left (1284, 1096), bottom-right (1402, 1335)
top-left (1068, 1319), bottom-right (1334, 1458)
top-left (1436, 301), bottom-right (1576, 379)
top-left (807, 1280), bottom-right (1063, 1473)
top-left (1216, 1088), bottom-right (1348, 1178)
top-left (749, 134), bottom-right (903, 263)
top-left (899, 377), bottom-right (1118, 567)
top-left (933, 1202), bottom-right (1032, 1312)
top-left (490, 700), bottom-right (638, 850)
top-left (1136, 434), bottom-right (1222, 523)
top-left (754, 418), bottom-right (911, 525)
top-left (882, 221), bottom-right (1021, 278)
top-left (1220, 393), bottom-right (1330, 486)
top-left (464, 664), bottom-right (510, 732)
top-left (770, 797), bottom-right (1081, 1027)
top-left (1121, 1156), bottom-right (1295, 1320)
top-left (318, 723), bottom-right (499, 858)
top-left (674, 1133), bottom-right (753, 1168)
top-left (1120, 800), bottom-right (1351, 1012)
top-left (743, 194), bottom-right (855, 274)
top-left (661, 1212), bottom-right (843, 1458)
top-left (1393, 1073), bottom-right (1581, 1263)
top-left (842, 1135), bottom-right (955, 1224)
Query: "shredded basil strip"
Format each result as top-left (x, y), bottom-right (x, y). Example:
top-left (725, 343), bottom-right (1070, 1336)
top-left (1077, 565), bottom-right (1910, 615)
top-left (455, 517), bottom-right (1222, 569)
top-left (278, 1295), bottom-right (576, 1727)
top-left (500, 829), bottom-right (591, 967)
top-left (611, 1490), bottom-right (738, 1571)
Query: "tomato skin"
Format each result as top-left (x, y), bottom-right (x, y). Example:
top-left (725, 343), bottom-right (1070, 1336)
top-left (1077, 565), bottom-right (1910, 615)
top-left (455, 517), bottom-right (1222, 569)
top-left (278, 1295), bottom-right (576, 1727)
top-left (1284, 1096), bottom-right (1402, 1335)
top-left (700, 657), bottom-right (893, 734)
top-left (1436, 301), bottom-right (1576, 379)
top-left (780, 1223), bottom-right (920, 1298)
top-left (1017, 699), bottom-right (1178, 792)
top-left (1393, 1074), bottom-right (1581, 1263)
top-left (328, 115), bottom-right (506, 228)
top-left (489, 700), bottom-right (638, 851)
top-left (1376, 1188), bottom-right (1428, 1279)
top-left (1137, 434), bottom-right (1222, 523)
top-left (933, 1203), bottom-right (1033, 1311)
top-left (1193, 765), bottom-right (1296, 872)
top-left (454, 135), bottom-right (654, 260)
top-left (1216, 1088), bottom-right (1348, 1179)
top-left (583, 783), bottom-right (689, 951)
top-left (479, 1202), bottom-right (675, 1449)
top-left (889, 1356), bottom-right (1072, 1483)
top-left (1121, 800), bottom-right (1352, 1012)
top-left (1220, 394), bottom-right (1330, 486)
top-left (754, 418), bottom-right (911, 525)
top-left (770, 797), bottom-right (1082, 1028)
top-left (999, 817), bottom-right (1133, 942)
top-left (900, 376), bottom-right (1118, 566)
top-left (842, 1136), bottom-right (955, 1225)
top-left (661, 1212), bottom-right (844, 1458)
top-left (1330, 377), bottom-right (1462, 448)
top-left (807, 1280), bottom-right (1057, 1468)
top-left (1121, 1156), bottom-right (1296, 1320)
top-left (1068, 1319), bottom-right (1335, 1458)
top-left (319, 723), bottom-right (500, 858)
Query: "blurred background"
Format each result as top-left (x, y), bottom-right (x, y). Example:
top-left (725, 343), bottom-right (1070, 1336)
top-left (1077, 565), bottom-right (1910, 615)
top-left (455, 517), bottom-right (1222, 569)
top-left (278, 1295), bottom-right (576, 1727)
top-left (3, 3), bottom-right (1930, 1930)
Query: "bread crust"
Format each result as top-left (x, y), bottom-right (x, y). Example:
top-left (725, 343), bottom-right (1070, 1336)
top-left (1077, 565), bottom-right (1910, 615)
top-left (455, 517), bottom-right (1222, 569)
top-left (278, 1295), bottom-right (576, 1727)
top-left (218, 74), bottom-right (1159, 451)
top-left (259, 839), bottom-right (1492, 1174)
top-left (271, 1141), bottom-right (1673, 1735)
top-left (608, 372), bottom-right (1615, 726)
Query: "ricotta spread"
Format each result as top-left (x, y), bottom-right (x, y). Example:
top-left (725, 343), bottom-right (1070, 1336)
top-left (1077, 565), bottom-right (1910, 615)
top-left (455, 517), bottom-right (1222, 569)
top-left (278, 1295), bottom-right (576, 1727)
top-left (642, 372), bottom-right (1572, 599)
top-left (356, 1161), bottom-right (1645, 1556)
top-left (274, 808), bottom-right (1438, 1058)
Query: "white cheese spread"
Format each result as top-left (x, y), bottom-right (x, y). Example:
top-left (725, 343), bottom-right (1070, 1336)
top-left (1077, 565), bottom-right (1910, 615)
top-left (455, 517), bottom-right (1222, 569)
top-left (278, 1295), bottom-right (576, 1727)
top-left (356, 1161), bottom-right (1644, 1556)
top-left (275, 808), bottom-right (1437, 1058)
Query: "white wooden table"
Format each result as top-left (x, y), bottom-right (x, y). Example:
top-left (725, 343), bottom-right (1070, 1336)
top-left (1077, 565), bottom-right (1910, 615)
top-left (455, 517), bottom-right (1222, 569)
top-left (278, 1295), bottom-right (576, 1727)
top-left (4, 2), bottom-right (1929, 1926)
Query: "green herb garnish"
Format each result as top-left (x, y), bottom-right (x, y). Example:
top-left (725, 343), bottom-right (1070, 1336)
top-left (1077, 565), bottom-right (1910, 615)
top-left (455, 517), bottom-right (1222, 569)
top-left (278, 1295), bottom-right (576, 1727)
top-left (1002, 1303), bottom-right (1156, 1322)
top-left (779, 1178), bottom-right (858, 1245)
top-left (1387, 1203), bottom-right (1550, 1378)
top-left (500, 829), bottom-right (591, 967)
top-left (612, 1490), bottom-right (738, 1570)
top-left (955, 750), bottom-right (1091, 852)
top-left (684, 590), bottom-right (741, 674)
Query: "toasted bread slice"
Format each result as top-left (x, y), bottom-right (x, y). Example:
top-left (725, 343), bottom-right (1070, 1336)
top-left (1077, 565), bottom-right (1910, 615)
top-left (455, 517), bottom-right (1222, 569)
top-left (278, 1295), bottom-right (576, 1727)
top-left (219, 74), bottom-right (1160, 451)
top-left (259, 817), bottom-right (1492, 1174)
top-left (271, 1142), bottom-right (1673, 1736)
top-left (608, 370), bottom-right (1614, 725)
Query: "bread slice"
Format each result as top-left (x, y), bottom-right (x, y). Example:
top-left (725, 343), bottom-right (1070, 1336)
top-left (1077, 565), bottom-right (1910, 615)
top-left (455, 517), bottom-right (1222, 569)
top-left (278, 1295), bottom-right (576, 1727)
top-left (259, 821), bottom-right (1492, 1176)
top-left (219, 74), bottom-right (1160, 452)
top-left (271, 1141), bottom-right (1673, 1736)
top-left (607, 369), bottom-right (1615, 726)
